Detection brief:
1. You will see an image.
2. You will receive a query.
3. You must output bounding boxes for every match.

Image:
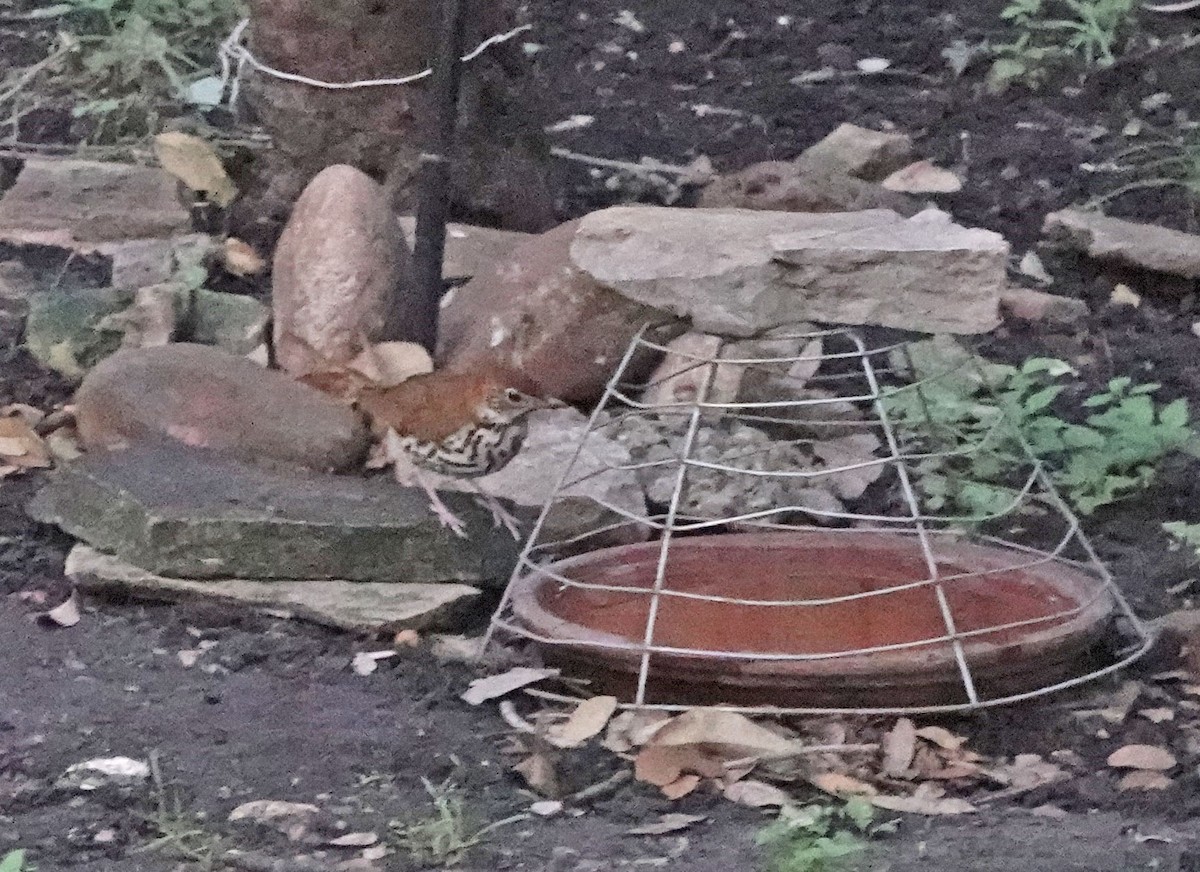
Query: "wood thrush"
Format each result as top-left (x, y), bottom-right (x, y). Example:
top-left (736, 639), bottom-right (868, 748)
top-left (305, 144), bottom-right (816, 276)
top-left (357, 371), bottom-right (563, 537)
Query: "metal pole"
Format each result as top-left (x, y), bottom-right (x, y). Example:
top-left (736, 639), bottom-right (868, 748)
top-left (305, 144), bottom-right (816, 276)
top-left (411, 0), bottom-right (465, 355)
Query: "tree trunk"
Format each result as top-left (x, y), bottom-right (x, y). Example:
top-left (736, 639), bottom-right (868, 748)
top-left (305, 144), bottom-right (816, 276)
top-left (243, 0), bottom-right (558, 232)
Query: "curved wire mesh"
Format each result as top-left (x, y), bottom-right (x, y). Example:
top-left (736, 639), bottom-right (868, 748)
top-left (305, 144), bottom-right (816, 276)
top-left (483, 325), bottom-right (1153, 715)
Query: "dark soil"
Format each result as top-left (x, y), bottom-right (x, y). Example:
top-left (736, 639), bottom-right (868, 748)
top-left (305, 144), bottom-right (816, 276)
top-left (7, 0), bottom-right (1200, 870)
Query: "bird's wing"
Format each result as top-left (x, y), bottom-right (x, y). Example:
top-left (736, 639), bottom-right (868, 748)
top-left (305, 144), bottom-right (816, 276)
top-left (357, 372), bottom-right (491, 442)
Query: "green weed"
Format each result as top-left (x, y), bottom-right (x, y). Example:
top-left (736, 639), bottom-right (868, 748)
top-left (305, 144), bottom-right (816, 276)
top-left (390, 779), bottom-right (483, 867)
top-left (989, 0), bottom-right (1136, 91)
top-left (884, 340), bottom-right (1191, 518)
top-left (1, 0), bottom-right (243, 143)
top-left (0, 850), bottom-right (31, 872)
top-left (1090, 128), bottom-right (1200, 209)
top-left (133, 753), bottom-right (226, 871)
top-left (757, 799), bottom-right (891, 872)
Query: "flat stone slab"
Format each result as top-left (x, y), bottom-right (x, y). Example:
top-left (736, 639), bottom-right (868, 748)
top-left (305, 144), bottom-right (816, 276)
top-left (0, 159), bottom-right (191, 247)
top-left (66, 545), bottom-right (482, 633)
top-left (570, 206), bottom-right (1004, 336)
top-left (1043, 209), bottom-right (1200, 279)
top-left (30, 444), bottom-right (520, 586)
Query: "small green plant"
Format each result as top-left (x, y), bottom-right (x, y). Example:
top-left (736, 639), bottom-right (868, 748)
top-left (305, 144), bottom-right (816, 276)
top-left (133, 754), bottom-right (226, 871)
top-left (989, 0), bottom-right (1136, 91)
top-left (0, 850), bottom-right (30, 872)
top-left (757, 799), bottom-right (890, 872)
top-left (1091, 128), bottom-right (1200, 209)
top-left (884, 341), bottom-right (1191, 518)
top-left (1, 0), bottom-right (243, 143)
top-left (390, 779), bottom-right (483, 867)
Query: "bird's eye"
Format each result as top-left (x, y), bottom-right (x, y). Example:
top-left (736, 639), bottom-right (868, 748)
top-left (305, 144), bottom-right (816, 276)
top-left (505, 388), bottom-right (521, 402)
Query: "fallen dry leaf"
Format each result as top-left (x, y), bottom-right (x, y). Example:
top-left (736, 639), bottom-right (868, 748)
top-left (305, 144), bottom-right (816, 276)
top-left (1110, 283), bottom-right (1141, 308)
top-left (627, 813), bottom-right (707, 836)
top-left (362, 844), bottom-right (389, 862)
top-left (988, 754), bottom-right (1064, 791)
top-left (721, 758), bottom-right (757, 786)
top-left (881, 718), bottom-right (917, 777)
top-left (351, 650), bottom-right (396, 676)
top-left (153, 131), bottom-right (237, 207)
top-left (870, 784), bottom-right (975, 816)
top-left (635, 745), bottom-right (725, 787)
top-left (1118, 771), bottom-right (1173, 792)
top-left (648, 708), bottom-right (799, 759)
top-left (229, 800), bottom-right (320, 824)
top-left (350, 342), bottom-right (433, 389)
top-left (1139, 708), bottom-right (1175, 724)
top-left (514, 753), bottom-right (559, 796)
top-left (1106, 745), bottom-right (1176, 771)
top-left (461, 667), bottom-right (559, 705)
top-left (0, 414), bottom-right (51, 470)
top-left (913, 726), bottom-right (967, 751)
top-left (547, 696), bottom-right (619, 749)
top-left (723, 779), bottom-right (791, 808)
top-left (809, 772), bottom-right (877, 798)
top-left (223, 237), bottom-right (266, 277)
top-left (881, 160), bottom-right (962, 193)
top-left (40, 589), bottom-right (81, 628)
top-left (661, 773), bottom-right (702, 800)
top-left (912, 751), bottom-right (982, 781)
top-left (327, 832), bottom-right (378, 848)
top-left (604, 710), bottom-right (671, 753)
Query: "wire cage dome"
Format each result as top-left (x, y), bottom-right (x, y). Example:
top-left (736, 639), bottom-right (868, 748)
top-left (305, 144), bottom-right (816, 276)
top-left (483, 324), bottom-right (1153, 715)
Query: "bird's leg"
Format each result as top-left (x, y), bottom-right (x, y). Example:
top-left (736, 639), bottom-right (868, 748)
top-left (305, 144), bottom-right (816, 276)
top-left (408, 468), bottom-right (468, 538)
top-left (465, 480), bottom-right (522, 540)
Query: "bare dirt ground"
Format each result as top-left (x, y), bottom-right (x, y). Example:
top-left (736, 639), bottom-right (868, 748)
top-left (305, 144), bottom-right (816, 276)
top-left (6, 0), bottom-right (1200, 870)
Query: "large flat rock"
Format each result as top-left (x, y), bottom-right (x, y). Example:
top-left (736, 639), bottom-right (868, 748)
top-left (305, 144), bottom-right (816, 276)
top-left (0, 159), bottom-right (191, 247)
top-left (30, 444), bottom-right (519, 586)
top-left (66, 545), bottom-right (481, 633)
top-left (571, 206), bottom-right (1005, 335)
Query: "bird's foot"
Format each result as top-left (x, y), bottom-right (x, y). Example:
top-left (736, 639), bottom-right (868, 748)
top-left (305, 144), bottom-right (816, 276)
top-left (470, 484), bottom-right (522, 540)
top-left (411, 470), bottom-right (469, 538)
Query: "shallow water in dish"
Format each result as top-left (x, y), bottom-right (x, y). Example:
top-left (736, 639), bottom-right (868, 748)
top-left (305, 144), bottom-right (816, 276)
top-left (540, 538), bottom-right (1079, 657)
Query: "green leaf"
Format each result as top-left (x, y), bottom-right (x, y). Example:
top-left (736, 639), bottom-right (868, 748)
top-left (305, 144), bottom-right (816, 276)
top-left (987, 57), bottom-right (1029, 90)
top-left (842, 798), bottom-right (875, 832)
top-left (1061, 425), bottom-right (1106, 449)
top-left (0, 850), bottom-right (26, 872)
top-left (1022, 385), bottom-right (1063, 413)
top-left (1021, 357), bottom-right (1075, 377)
top-left (1160, 398), bottom-right (1190, 431)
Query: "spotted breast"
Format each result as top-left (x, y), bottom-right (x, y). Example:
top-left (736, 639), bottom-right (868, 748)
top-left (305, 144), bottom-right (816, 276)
top-left (394, 417), bottom-right (528, 478)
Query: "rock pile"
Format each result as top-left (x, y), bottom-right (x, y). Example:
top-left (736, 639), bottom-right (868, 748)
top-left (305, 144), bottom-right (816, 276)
top-left (4, 121), bottom-right (1089, 636)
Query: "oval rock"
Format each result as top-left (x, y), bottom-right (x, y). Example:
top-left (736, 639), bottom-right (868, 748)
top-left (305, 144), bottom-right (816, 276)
top-left (272, 164), bottom-right (411, 378)
top-left (75, 344), bottom-right (369, 471)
